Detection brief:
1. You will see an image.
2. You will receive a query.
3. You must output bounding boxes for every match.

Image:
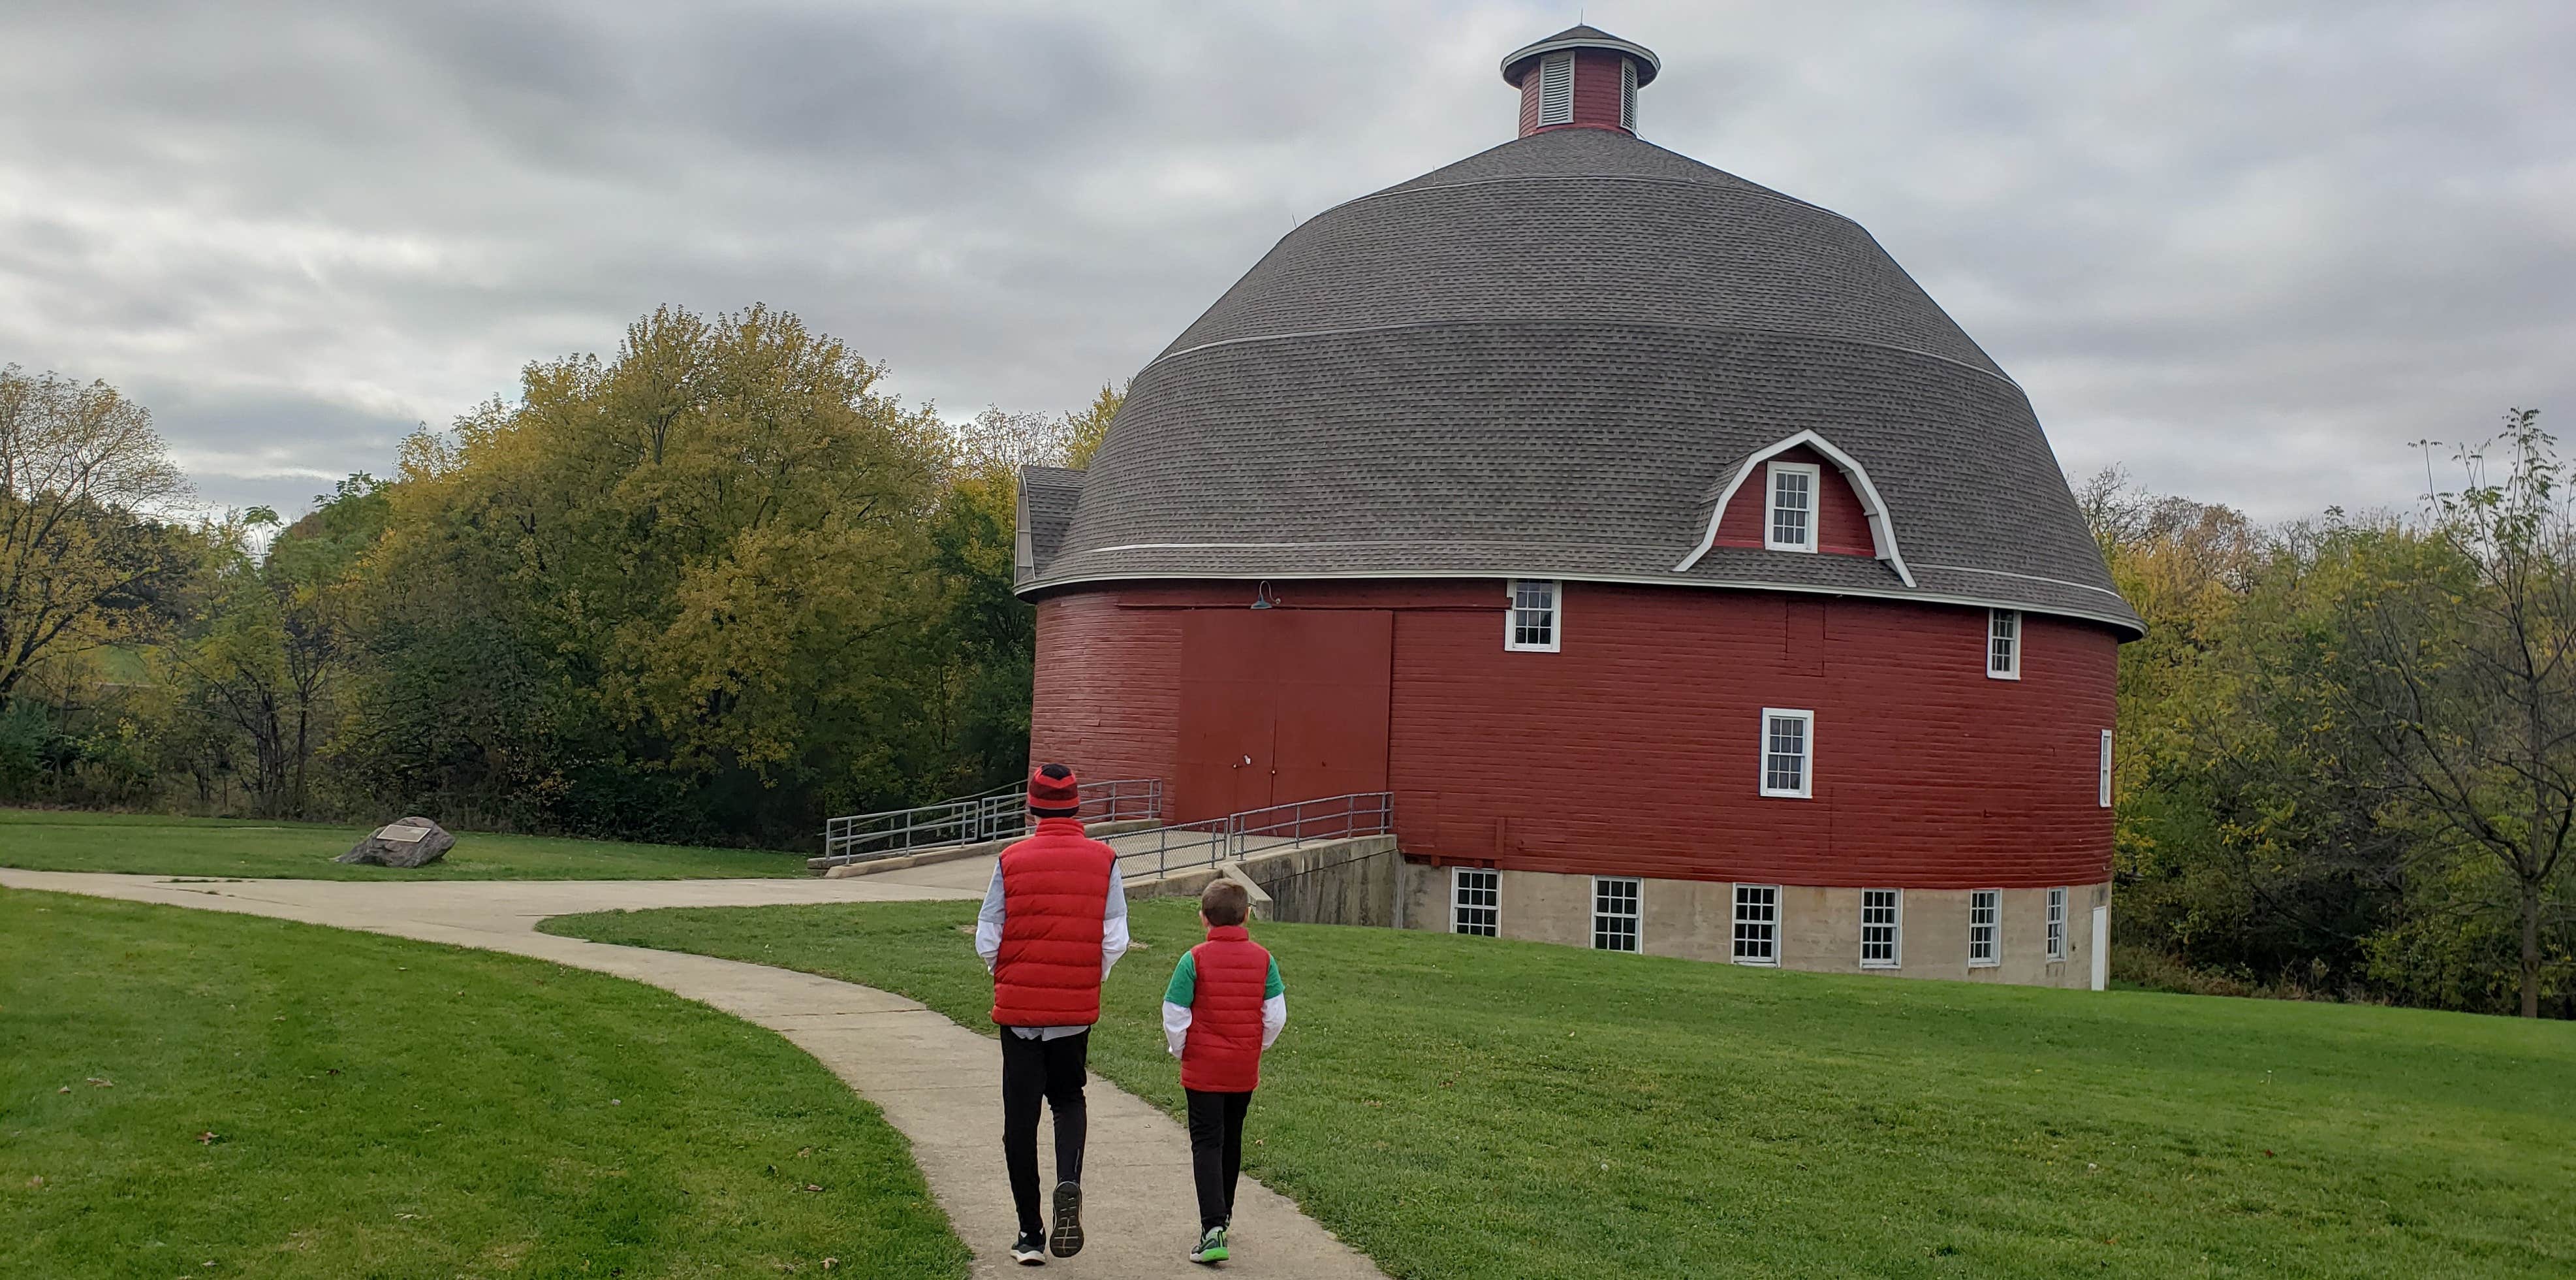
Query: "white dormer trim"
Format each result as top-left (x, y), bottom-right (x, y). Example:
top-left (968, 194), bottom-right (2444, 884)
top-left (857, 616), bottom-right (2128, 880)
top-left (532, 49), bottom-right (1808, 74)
top-left (1674, 430), bottom-right (1917, 587)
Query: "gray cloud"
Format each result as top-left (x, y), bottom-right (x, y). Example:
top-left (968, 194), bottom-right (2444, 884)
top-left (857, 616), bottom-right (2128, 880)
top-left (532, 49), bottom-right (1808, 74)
top-left (3, 1), bottom-right (2570, 520)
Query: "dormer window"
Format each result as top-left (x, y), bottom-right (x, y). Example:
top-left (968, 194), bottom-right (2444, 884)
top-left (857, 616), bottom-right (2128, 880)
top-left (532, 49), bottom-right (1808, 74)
top-left (1765, 461), bottom-right (1819, 552)
top-left (1536, 54), bottom-right (1574, 125)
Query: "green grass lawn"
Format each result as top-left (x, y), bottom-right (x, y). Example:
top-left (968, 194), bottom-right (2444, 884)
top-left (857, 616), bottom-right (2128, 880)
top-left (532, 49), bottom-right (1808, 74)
top-left (547, 898), bottom-right (2576, 1280)
top-left (0, 889), bottom-right (969, 1279)
top-left (0, 807), bottom-right (808, 880)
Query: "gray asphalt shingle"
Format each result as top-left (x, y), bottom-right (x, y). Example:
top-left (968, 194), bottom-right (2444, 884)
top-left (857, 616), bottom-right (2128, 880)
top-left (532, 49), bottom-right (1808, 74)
top-left (1020, 127), bottom-right (2139, 635)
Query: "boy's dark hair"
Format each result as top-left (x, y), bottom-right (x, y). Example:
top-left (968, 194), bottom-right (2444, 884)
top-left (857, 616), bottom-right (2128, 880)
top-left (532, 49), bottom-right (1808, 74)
top-left (1200, 878), bottom-right (1251, 927)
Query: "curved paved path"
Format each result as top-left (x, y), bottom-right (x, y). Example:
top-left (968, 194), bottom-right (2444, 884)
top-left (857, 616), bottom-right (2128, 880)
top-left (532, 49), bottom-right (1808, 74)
top-left (0, 867), bottom-right (1385, 1279)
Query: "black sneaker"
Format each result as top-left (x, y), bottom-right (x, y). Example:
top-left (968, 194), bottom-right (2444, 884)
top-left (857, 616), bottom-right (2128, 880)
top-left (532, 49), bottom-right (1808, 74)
top-left (1010, 1230), bottom-right (1046, 1265)
top-left (1048, 1180), bottom-right (1085, 1257)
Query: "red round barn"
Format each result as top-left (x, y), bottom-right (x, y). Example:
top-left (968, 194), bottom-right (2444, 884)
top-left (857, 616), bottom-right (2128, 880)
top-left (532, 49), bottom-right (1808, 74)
top-left (1014, 26), bottom-right (2140, 987)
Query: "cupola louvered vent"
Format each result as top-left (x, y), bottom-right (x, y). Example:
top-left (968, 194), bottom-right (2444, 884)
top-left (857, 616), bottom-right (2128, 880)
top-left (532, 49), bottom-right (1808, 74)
top-left (1537, 54), bottom-right (1574, 125)
top-left (1620, 57), bottom-right (1637, 131)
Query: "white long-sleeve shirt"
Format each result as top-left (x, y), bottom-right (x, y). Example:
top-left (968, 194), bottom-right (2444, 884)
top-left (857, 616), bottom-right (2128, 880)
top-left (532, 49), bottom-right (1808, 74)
top-left (975, 858), bottom-right (1129, 1039)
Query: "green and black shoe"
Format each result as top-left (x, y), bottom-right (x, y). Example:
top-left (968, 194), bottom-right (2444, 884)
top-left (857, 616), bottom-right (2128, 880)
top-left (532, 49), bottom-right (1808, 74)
top-left (1189, 1224), bottom-right (1230, 1264)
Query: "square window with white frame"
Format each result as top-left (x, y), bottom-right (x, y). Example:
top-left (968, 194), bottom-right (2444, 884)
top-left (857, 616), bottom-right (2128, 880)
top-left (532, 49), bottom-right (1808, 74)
top-left (1968, 889), bottom-right (2000, 967)
top-left (1760, 709), bottom-right (1813, 798)
top-left (2046, 887), bottom-right (2067, 960)
top-left (1861, 888), bottom-right (1902, 968)
top-left (1451, 867), bottom-right (1499, 937)
top-left (1505, 579), bottom-right (1561, 652)
top-left (1733, 883), bottom-right (1779, 964)
top-left (1987, 609), bottom-right (2020, 679)
top-left (1765, 461), bottom-right (1820, 552)
top-left (1592, 876), bottom-right (1641, 952)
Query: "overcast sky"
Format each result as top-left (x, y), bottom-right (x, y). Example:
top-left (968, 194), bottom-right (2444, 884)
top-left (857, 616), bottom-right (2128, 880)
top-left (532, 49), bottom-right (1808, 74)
top-left (3, 1), bottom-right (2570, 522)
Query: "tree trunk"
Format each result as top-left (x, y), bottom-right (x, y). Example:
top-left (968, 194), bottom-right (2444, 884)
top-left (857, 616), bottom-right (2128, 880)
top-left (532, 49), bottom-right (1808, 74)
top-left (2522, 880), bottom-right (2543, 1019)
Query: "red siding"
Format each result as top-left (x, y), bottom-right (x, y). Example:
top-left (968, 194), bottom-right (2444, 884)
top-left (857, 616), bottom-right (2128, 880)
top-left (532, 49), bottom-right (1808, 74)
top-left (1518, 50), bottom-right (1635, 138)
top-left (1031, 581), bottom-right (2118, 889)
top-left (1029, 592), bottom-right (1180, 787)
top-left (1712, 445), bottom-right (1876, 557)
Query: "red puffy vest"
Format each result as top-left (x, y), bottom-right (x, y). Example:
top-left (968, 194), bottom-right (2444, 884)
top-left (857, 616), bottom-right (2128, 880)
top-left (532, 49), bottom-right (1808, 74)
top-left (990, 817), bottom-right (1118, 1028)
top-left (1181, 925), bottom-right (1272, 1093)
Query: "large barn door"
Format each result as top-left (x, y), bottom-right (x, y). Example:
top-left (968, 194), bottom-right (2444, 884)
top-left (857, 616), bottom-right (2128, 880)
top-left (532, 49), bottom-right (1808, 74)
top-left (1173, 609), bottom-right (1392, 822)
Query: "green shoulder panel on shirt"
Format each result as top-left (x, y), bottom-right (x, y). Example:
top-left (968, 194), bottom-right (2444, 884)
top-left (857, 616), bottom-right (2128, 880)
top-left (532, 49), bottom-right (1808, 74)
top-left (1265, 956), bottom-right (1283, 999)
top-left (1163, 950), bottom-right (1196, 1006)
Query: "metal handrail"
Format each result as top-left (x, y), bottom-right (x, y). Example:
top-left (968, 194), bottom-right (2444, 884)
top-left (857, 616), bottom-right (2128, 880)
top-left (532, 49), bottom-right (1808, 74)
top-left (819, 778), bottom-right (1163, 865)
top-left (1114, 791), bottom-right (1394, 881)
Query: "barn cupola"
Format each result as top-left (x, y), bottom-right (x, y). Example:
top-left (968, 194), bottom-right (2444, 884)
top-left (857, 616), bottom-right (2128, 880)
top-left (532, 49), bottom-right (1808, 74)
top-left (1501, 24), bottom-right (1660, 138)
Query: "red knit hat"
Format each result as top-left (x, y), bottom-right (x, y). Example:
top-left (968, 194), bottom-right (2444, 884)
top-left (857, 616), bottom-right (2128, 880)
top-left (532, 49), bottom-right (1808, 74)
top-left (1028, 763), bottom-right (1081, 818)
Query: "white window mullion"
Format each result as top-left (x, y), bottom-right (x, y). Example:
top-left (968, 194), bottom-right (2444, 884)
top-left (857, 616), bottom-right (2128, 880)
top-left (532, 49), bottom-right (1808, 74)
top-left (1861, 888), bottom-right (1902, 968)
top-left (2046, 887), bottom-right (2067, 960)
top-left (1765, 462), bottom-right (1819, 552)
top-left (1505, 579), bottom-right (1561, 652)
top-left (2099, 729), bottom-right (2114, 807)
top-left (1451, 867), bottom-right (1499, 937)
top-left (1968, 889), bottom-right (2000, 967)
top-left (1759, 708), bottom-right (1813, 798)
top-left (1732, 884), bottom-right (1778, 965)
top-left (1987, 609), bottom-right (2020, 679)
top-left (1592, 876), bottom-right (1641, 952)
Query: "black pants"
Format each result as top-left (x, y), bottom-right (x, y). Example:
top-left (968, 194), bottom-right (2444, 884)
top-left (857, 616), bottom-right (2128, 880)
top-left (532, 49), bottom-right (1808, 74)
top-left (1185, 1087), bottom-right (1253, 1232)
top-left (999, 1029), bottom-right (1089, 1237)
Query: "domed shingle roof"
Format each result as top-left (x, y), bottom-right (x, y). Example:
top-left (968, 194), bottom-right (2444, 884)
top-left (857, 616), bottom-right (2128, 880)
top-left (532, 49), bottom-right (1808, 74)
top-left (1020, 126), bottom-right (2139, 635)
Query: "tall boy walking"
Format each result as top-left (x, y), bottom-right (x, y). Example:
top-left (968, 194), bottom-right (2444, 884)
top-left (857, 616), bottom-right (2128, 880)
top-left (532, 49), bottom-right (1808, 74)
top-left (1162, 879), bottom-right (1287, 1265)
top-left (977, 763), bottom-right (1129, 1265)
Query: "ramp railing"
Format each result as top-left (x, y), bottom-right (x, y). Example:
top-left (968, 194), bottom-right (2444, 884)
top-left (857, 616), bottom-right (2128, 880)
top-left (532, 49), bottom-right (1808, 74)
top-left (820, 778), bottom-right (1163, 867)
top-left (1116, 791), bottom-right (1394, 881)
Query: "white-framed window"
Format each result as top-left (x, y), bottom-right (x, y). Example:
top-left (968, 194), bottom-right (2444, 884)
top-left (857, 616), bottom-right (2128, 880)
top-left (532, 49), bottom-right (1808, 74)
top-left (1765, 461), bottom-right (1820, 552)
top-left (1861, 888), bottom-right (1902, 968)
top-left (1505, 579), bottom-right (1560, 652)
top-left (1732, 884), bottom-right (1778, 964)
top-left (1592, 876), bottom-right (1640, 952)
top-left (1968, 889), bottom-right (2000, 967)
top-left (1451, 867), bottom-right (1499, 936)
top-left (2046, 887), bottom-right (2067, 961)
top-left (1759, 708), bottom-right (1813, 798)
top-left (1619, 57), bottom-right (1637, 131)
top-left (1536, 53), bottom-right (1574, 125)
top-left (2099, 729), bottom-right (2114, 807)
top-left (1987, 609), bottom-right (2020, 679)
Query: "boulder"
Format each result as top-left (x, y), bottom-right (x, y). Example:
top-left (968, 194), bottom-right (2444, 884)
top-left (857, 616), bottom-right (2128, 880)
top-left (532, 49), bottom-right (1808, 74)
top-left (336, 816), bottom-right (456, 868)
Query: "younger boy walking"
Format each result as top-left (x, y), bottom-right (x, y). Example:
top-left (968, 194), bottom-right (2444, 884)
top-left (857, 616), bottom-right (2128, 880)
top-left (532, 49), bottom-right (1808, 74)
top-left (1162, 879), bottom-right (1285, 1265)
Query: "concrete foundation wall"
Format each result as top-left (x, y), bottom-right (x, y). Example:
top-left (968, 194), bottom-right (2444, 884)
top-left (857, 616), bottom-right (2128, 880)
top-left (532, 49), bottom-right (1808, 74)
top-left (1130, 836), bottom-right (1404, 927)
top-left (1398, 860), bottom-right (2111, 989)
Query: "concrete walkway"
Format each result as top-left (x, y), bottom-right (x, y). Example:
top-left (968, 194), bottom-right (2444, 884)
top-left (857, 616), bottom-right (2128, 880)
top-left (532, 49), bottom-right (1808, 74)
top-left (0, 867), bottom-right (1385, 1279)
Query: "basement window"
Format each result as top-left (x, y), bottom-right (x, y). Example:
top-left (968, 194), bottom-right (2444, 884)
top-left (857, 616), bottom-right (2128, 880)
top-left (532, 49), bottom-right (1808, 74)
top-left (1988, 609), bottom-right (2020, 679)
top-left (1537, 53), bottom-right (1574, 125)
top-left (1765, 461), bottom-right (1819, 552)
top-left (2047, 887), bottom-right (2067, 961)
top-left (1968, 889), bottom-right (2000, 967)
top-left (1759, 708), bottom-right (1813, 798)
top-left (1861, 888), bottom-right (1902, 968)
top-left (1505, 579), bottom-right (1560, 652)
top-left (1733, 884), bottom-right (1779, 965)
top-left (1592, 876), bottom-right (1641, 952)
top-left (1451, 867), bottom-right (1499, 937)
